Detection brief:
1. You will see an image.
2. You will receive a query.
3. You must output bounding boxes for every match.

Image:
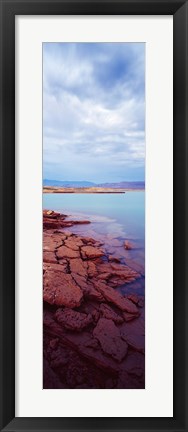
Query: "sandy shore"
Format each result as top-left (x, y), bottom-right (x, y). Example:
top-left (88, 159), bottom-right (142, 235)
top-left (43, 210), bottom-right (145, 389)
top-left (43, 186), bottom-right (145, 194)
top-left (43, 186), bottom-right (126, 193)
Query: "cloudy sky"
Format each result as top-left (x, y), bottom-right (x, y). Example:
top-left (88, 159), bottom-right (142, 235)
top-left (43, 43), bottom-right (145, 183)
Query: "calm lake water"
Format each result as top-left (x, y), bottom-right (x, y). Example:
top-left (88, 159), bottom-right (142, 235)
top-left (43, 192), bottom-right (145, 294)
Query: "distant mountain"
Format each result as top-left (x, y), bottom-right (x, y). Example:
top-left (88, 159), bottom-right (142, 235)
top-left (97, 181), bottom-right (145, 189)
top-left (43, 179), bottom-right (96, 187)
top-left (43, 179), bottom-right (145, 189)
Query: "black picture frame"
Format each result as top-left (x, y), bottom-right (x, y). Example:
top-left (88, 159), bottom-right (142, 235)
top-left (0, 0), bottom-right (187, 431)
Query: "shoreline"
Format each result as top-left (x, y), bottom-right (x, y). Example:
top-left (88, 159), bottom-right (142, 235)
top-left (43, 186), bottom-right (145, 194)
top-left (43, 209), bottom-right (145, 389)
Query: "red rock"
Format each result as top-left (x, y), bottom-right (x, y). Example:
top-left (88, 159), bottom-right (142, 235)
top-left (127, 294), bottom-right (139, 305)
top-left (69, 258), bottom-right (87, 277)
top-left (99, 303), bottom-right (124, 324)
top-left (110, 262), bottom-right (136, 273)
top-left (43, 232), bottom-right (64, 250)
top-left (79, 301), bottom-right (100, 316)
top-left (43, 270), bottom-right (83, 308)
top-left (55, 308), bottom-right (93, 332)
top-left (43, 210), bottom-right (62, 218)
top-left (84, 285), bottom-right (105, 302)
top-left (44, 311), bottom-right (119, 375)
top-left (81, 245), bottom-right (104, 260)
top-left (43, 218), bottom-right (145, 388)
top-left (50, 346), bottom-right (69, 368)
top-left (82, 237), bottom-right (97, 245)
top-left (93, 318), bottom-right (128, 362)
top-left (43, 217), bottom-right (90, 230)
top-left (64, 240), bottom-right (79, 251)
top-left (96, 263), bottom-right (113, 273)
top-left (62, 231), bottom-right (72, 237)
top-left (87, 261), bottom-right (98, 277)
top-left (138, 297), bottom-right (144, 308)
top-left (44, 210), bottom-right (53, 216)
top-left (91, 309), bottom-right (100, 323)
top-left (124, 241), bottom-right (132, 250)
top-left (122, 257), bottom-right (144, 275)
top-left (108, 256), bottom-right (121, 263)
top-left (94, 241), bottom-right (104, 248)
top-left (43, 219), bottom-right (62, 229)
top-left (64, 237), bottom-right (83, 251)
top-left (56, 245), bottom-right (80, 259)
top-left (94, 282), bottom-right (139, 314)
top-left (71, 273), bottom-right (88, 291)
top-left (96, 262), bottom-right (139, 286)
top-left (97, 272), bottom-right (111, 281)
top-left (43, 261), bottom-right (68, 273)
top-left (69, 220), bottom-right (90, 225)
top-left (85, 339), bottom-right (100, 350)
top-left (127, 295), bottom-right (144, 309)
top-left (120, 318), bottom-right (145, 353)
top-left (43, 251), bottom-right (57, 264)
top-left (123, 311), bottom-right (139, 322)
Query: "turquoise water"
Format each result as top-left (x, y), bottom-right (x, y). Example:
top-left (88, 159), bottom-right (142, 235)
top-left (43, 192), bottom-right (145, 241)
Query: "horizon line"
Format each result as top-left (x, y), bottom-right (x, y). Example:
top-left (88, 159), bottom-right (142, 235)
top-left (43, 178), bottom-right (145, 183)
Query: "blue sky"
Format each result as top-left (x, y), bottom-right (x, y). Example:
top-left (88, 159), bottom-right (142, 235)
top-left (43, 43), bottom-right (145, 183)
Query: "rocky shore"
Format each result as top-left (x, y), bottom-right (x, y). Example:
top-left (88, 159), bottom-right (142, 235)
top-left (43, 210), bottom-right (145, 389)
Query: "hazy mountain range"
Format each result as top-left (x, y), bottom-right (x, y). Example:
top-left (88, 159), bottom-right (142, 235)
top-left (43, 179), bottom-right (145, 189)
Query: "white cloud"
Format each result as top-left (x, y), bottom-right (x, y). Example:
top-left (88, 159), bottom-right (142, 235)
top-left (43, 42), bottom-right (145, 182)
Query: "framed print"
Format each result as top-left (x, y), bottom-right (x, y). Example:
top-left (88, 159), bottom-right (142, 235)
top-left (0, 1), bottom-right (188, 431)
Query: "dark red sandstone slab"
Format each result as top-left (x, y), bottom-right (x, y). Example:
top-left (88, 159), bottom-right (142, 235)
top-left (43, 270), bottom-right (83, 308)
top-left (55, 308), bottom-right (93, 332)
top-left (93, 318), bottom-right (128, 362)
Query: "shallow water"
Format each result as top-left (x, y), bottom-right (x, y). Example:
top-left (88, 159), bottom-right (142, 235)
top-left (43, 192), bottom-right (144, 238)
top-left (43, 191), bottom-right (145, 293)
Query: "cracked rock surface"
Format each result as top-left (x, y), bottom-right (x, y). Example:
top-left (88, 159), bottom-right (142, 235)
top-left (43, 210), bottom-right (145, 389)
